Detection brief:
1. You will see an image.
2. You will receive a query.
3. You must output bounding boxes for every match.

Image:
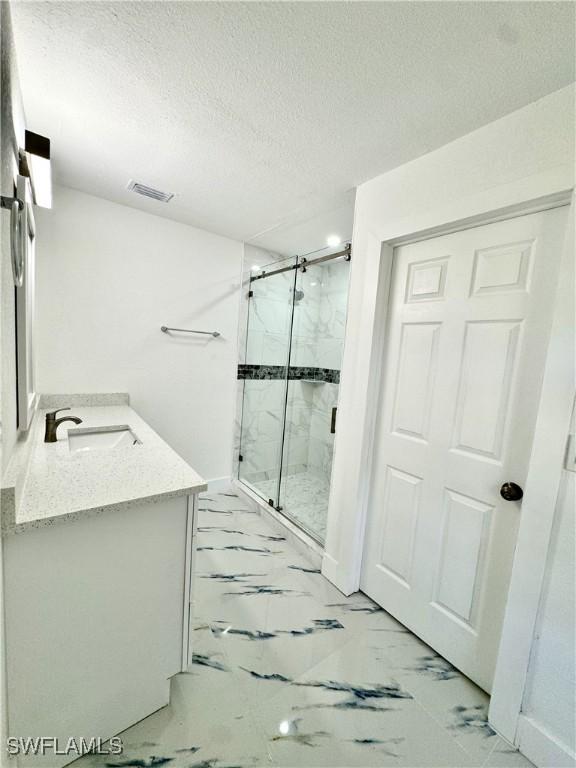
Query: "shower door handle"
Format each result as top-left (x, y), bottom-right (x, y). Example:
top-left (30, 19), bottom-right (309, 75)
top-left (330, 407), bottom-right (337, 434)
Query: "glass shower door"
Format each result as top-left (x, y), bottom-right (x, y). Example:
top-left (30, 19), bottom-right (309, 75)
top-left (238, 245), bottom-right (351, 544)
top-left (279, 252), bottom-right (350, 543)
top-left (238, 257), bottom-right (296, 506)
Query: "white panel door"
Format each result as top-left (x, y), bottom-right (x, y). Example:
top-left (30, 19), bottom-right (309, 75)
top-left (360, 207), bottom-right (568, 692)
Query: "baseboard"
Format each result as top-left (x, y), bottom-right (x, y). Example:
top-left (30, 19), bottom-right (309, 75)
top-left (206, 476), bottom-right (233, 493)
top-left (321, 551), bottom-right (341, 587)
top-left (517, 714), bottom-right (576, 768)
top-left (321, 551), bottom-right (355, 597)
top-left (322, 552), bottom-right (359, 597)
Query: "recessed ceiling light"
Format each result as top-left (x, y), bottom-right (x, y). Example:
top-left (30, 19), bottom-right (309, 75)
top-left (326, 235), bottom-right (341, 247)
top-left (251, 265), bottom-right (260, 271)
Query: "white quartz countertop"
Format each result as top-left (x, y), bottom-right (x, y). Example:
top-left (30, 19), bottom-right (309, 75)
top-left (2, 400), bottom-right (207, 535)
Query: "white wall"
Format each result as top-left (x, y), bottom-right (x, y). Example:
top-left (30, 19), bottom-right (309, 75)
top-left (35, 185), bottom-right (243, 483)
top-left (519, 401), bottom-right (575, 766)
top-left (322, 84), bottom-right (575, 764)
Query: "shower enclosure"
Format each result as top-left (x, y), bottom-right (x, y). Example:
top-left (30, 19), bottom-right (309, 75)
top-left (238, 244), bottom-right (351, 544)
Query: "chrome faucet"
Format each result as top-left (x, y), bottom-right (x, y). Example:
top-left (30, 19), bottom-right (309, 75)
top-left (44, 408), bottom-right (83, 443)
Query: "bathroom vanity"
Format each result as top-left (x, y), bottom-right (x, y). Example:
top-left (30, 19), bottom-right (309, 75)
top-left (1, 395), bottom-right (206, 766)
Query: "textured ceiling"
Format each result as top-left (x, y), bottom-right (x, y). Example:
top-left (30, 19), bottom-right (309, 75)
top-left (10, 1), bottom-right (575, 252)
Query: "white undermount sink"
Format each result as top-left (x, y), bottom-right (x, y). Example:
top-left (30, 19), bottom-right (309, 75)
top-left (68, 425), bottom-right (141, 454)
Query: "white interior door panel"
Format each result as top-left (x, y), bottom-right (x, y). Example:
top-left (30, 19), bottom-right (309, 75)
top-left (360, 206), bottom-right (569, 692)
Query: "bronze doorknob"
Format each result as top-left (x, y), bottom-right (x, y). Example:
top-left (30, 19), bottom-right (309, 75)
top-left (500, 482), bottom-right (524, 501)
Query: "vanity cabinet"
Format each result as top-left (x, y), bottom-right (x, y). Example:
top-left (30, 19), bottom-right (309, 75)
top-left (3, 493), bottom-right (199, 767)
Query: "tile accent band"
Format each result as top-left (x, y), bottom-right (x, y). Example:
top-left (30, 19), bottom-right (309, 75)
top-left (238, 364), bottom-right (340, 385)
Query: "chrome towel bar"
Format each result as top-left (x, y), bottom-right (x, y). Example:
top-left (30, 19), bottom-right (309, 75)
top-left (161, 325), bottom-right (221, 338)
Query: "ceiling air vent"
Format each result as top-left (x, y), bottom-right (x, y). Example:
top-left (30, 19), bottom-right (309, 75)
top-left (127, 180), bottom-right (174, 203)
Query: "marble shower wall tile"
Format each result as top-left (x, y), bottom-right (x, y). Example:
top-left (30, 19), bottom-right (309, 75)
top-left (313, 381), bottom-right (340, 412)
top-left (308, 437), bottom-right (334, 478)
top-left (307, 382), bottom-right (339, 475)
top-left (316, 337), bottom-right (345, 370)
top-left (290, 380), bottom-right (315, 407)
top-left (243, 379), bottom-right (286, 413)
top-left (239, 378), bottom-right (287, 483)
top-left (290, 336), bottom-right (318, 368)
top-left (262, 332), bottom-right (291, 366)
top-left (309, 408), bottom-right (331, 442)
top-left (242, 440), bottom-right (283, 480)
top-left (250, 296), bottom-right (293, 336)
top-left (246, 329), bottom-right (264, 363)
top-left (285, 404), bottom-right (314, 440)
top-left (314, 261), bottom-right (349, 369)
top-left (288, 437), bottom-right (311, 466)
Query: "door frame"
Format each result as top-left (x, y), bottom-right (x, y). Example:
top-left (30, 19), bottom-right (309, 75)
top-left (322, 176), bottom-right (574, 745)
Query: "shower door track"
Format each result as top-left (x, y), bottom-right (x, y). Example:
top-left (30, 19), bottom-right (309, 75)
top-left (236, 478), bottom-right (325, 552)
top-left (249, 243), bottom-right (351, 283)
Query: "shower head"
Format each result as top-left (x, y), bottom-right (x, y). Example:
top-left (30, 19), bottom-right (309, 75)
top-left (292, 288), bottom-right (305, 304)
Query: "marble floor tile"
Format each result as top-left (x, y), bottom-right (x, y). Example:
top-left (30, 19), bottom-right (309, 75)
top-left (353, 624), bottom-right (505, 764)
top-left (254, 690), bottom-right (479, 767)
top-left (74, 491), bottom-right (534, 768)
top-left (246, 634), bottom-right (477, 767)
